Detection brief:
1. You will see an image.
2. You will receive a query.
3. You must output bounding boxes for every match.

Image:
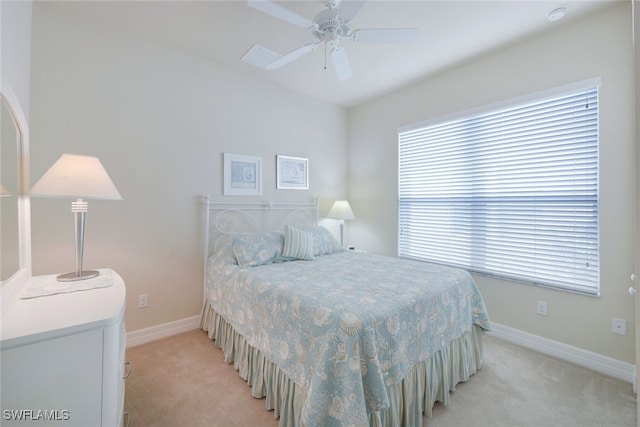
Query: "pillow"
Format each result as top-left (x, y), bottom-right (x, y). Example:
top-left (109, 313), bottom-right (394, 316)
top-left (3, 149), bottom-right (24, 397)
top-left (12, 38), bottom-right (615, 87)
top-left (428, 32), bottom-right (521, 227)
top-left (231, 231), bottom-right (284, 267)
top-left (299, 226), bottom-right (344, 256)
top-left (282, 225), bottom-right (314, 261)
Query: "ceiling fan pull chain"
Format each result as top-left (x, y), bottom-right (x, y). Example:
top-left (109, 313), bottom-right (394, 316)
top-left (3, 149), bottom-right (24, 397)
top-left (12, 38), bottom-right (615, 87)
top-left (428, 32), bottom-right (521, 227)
top-left (324, 42), bottom-right (328, 70)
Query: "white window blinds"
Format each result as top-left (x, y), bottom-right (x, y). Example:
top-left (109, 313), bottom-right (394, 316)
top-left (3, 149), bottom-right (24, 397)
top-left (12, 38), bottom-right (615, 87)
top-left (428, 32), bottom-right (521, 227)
top-left (398, 85), bottom-right (599, 295)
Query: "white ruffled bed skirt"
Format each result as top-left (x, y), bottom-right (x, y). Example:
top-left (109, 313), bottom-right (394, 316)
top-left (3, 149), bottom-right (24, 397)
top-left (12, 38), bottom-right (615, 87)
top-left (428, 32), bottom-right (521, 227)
top-left (200, 303), bottom-right (485, 427)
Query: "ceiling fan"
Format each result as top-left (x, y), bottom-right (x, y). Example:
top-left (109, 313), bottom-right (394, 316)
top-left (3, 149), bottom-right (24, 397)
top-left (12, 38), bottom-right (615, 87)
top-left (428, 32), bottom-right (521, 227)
top-left (242, 0), bottom-right (420, 81)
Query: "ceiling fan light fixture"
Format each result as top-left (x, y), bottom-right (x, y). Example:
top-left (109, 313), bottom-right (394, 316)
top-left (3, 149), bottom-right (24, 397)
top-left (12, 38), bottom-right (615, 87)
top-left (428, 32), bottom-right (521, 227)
top-left (246, 0), bottom-right (420, 81)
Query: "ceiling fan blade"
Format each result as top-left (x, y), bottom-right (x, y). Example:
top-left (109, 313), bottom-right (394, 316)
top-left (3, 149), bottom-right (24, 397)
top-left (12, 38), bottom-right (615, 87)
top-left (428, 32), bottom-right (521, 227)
top-left (265, 42), bottom-right (319, 70)
top-left (352, 28), bottom-right (420, 44)
top-left (241, 44), bottom-right (282, 68)
top-left (331, 46), bottom-right (353, 81)
top-left (338, 0), bottom-right (366, 23)
top-left (247, 0), bottom-right (315, 29)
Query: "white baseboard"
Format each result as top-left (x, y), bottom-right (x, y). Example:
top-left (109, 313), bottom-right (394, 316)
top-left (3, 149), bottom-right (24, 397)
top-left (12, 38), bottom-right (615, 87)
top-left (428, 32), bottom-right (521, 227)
top-left (490, 322), bottom-right (636, 388)
top-left (126, 315), bottom-right (201, 348)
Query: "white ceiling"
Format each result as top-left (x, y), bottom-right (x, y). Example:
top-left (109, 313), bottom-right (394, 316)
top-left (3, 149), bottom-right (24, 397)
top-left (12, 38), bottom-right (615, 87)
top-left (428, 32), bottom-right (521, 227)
top-left (50, 0), bottom-right (618, 108)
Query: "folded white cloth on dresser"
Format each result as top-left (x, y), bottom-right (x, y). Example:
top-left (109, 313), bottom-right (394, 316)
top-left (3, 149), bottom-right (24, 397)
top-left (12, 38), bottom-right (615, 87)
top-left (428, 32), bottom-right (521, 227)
top-left (20, 268), bottom-right (113, 299)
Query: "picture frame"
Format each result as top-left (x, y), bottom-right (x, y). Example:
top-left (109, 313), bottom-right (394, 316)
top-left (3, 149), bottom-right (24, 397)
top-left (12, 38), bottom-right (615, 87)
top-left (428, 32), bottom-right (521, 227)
top-left (223, 153), bottom-right (263, 196)
top-left (277, 155), bottom-right (309, 190)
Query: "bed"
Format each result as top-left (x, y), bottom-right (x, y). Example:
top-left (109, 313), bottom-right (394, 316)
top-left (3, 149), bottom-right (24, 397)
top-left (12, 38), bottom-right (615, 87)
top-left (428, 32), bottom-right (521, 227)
top-left (200, 198), bottom-right (490, 427)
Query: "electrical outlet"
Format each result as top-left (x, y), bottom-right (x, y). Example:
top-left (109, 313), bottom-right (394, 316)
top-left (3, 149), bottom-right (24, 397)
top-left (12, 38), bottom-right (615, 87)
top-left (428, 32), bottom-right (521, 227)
top-left (536, 300), bottom-right (548, 316)
top-left (612, 318), bottom-right (626, 335)
top-left (138, 294), bottom-right (148, 309)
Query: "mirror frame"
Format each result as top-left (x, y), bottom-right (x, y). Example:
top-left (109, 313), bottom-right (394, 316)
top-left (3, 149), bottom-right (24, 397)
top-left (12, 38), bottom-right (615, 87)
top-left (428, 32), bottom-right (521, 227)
top-left (0, 86), bottom-right (32, 307)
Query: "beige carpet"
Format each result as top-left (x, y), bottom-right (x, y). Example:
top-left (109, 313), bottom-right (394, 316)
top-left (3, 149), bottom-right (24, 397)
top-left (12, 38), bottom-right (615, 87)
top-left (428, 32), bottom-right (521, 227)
top-left (124, 329), bottom-right (636, 427)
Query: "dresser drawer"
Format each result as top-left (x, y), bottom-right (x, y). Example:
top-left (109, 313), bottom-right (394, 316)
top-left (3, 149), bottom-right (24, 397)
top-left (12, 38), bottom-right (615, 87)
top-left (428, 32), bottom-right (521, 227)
top-left (1, 329), bottom-right (103, 426)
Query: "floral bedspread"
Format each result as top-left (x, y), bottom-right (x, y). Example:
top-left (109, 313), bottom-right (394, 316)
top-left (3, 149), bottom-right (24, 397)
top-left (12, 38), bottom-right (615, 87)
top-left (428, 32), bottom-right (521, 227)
top-left (207, 248), bottom-right (490, 427)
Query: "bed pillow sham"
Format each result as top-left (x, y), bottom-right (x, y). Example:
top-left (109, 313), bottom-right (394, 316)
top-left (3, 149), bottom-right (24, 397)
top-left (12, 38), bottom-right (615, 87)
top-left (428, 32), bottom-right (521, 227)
top-left (282, 225), bottom-right (314, 261)
top-left (231, 231), bottom-right (284, 267)
top-left (299, 226), bottom-right (345, 256)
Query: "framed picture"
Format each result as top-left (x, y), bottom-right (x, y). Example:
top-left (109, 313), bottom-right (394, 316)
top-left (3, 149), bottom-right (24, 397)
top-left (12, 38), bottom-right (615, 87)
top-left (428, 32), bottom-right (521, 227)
top-left (223, 153), bottom-right (263, 196)
top-left (277, 155), bottom-right (309, 190)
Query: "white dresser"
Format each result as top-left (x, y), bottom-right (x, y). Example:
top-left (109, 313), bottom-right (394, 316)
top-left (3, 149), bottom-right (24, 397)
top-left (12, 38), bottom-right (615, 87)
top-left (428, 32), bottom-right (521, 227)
top-left (1, 269), bottom-right (126, 427)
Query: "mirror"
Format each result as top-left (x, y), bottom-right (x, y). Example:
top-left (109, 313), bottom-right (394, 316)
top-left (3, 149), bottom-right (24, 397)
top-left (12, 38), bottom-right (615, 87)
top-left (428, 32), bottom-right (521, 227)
top-left (0, 87), bottom-right (30, 298)
top-left (1, 95), bottom-right (20, 280)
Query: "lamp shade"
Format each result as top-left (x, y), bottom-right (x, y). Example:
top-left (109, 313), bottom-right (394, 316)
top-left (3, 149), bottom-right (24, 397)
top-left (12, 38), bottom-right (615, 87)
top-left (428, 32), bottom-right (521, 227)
top-left (0, 184), bottom-right (10, 197)
top-left (327, 200), bottom-right (355, 220)
top-left (30, 154), bottom-right (122, 200)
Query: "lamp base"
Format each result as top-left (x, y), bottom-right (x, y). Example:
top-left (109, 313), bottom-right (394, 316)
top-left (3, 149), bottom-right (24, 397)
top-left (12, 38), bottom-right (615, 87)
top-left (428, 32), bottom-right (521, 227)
top-left (56, 270), bottom-right (100, 282)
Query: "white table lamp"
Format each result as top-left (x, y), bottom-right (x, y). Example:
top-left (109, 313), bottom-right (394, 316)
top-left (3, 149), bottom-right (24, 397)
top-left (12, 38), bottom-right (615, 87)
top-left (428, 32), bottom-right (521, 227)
top-left (327, 200), bottom-right (356, 247)
top-left (30, 154), bottom-right (122, 282)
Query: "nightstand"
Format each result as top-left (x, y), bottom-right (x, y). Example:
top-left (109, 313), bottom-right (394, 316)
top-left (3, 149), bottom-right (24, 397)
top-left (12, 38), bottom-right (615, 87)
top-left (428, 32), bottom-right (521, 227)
top-left (1, 269), bottom-right (127, 426)
top-left (348, 247), bottom-right (368, 253)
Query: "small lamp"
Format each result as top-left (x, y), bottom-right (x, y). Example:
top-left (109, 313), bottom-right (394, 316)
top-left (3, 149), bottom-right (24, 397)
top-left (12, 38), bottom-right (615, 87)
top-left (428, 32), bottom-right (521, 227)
top-left (30, 154), bottom-right (122, 282)
top-left (327, 200), bottom-right (355, 247)
top-left (0, 184), bottom-right (10, 196)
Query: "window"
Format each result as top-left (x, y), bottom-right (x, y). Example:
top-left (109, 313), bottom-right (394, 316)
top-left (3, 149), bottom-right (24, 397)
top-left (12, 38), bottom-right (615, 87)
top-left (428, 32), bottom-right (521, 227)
top-left (398, 82), bottom-right (599, 295)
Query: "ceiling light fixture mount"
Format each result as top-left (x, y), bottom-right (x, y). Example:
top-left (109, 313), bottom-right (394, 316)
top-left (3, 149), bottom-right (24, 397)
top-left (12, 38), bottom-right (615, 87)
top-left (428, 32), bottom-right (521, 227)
top-left (546, 6), bottom-right (567, 22)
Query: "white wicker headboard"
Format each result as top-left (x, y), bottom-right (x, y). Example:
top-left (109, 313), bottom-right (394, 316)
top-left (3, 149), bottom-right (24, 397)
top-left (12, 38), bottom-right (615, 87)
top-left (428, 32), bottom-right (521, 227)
top-left (203, 196), bottom-right (319, 262)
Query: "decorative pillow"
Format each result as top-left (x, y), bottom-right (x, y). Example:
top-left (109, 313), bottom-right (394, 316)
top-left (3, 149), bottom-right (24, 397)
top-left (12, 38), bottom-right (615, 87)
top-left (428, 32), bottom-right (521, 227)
top-left (282, 225), bottom-right (314, 261)
top-left (231, 231), bottom-right (284, 267)
top-left (299, 226), bottom-right (344, 256)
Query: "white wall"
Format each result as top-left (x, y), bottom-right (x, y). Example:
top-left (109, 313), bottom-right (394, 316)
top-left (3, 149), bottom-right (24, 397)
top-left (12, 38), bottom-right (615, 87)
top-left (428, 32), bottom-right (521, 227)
top-left (29, 3), bottom-right (348, 331)
top-left (349, 3), bottom-right (636, 363)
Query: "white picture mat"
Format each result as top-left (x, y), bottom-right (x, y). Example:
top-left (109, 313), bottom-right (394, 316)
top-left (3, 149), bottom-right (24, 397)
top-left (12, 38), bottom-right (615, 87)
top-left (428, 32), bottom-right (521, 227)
top-left (223, 153), bottom-right (263, 196)
top-left (277, 155), bottom-right (308, 190)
